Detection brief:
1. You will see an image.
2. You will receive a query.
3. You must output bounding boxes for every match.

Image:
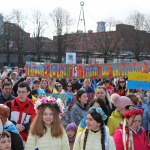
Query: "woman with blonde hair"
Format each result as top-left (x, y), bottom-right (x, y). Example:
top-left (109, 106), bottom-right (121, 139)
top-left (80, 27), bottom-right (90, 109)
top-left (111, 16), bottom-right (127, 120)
top-left (25, 97), bottom-right (70, 150)
top-left (95, 86), bottom-right (115, 116)
top-left (40, 78), bottom-right (52, 95)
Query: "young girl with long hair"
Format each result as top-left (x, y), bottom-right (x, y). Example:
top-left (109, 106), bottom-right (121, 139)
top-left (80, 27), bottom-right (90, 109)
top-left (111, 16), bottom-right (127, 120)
top-left (73, 106), bottom-right (116, 150)
top-left (25, 97), bottom-right (70, 150)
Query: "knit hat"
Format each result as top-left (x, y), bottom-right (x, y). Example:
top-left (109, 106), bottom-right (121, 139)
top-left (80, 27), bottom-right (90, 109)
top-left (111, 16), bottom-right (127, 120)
top-left (111, 93), bottom-right (132, 110)
top-left (66, 122), bottom-right (77, 131)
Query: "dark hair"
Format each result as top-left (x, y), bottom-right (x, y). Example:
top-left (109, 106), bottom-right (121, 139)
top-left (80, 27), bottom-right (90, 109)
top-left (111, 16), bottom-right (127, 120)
top-left (89, 98), bottom-right (109, 124)
top-left (31, 89), bottom-right (38, 95)
top-left (127, 94), bottom-right (142, 105)
top-left (0, 130), bottom-right (11, 139)
top-left (76, 89), bottom-right (87, 101)
top-left (18, 82), bottom-right (31, 92)
top-left (2, 77), bottom-right (13, 85)
top-left (83, 108), bottom-right (105, 150)
top-left (117, 77), bottom-right (126, 90)
top-left (2, 81), bottom-right (12, 89)
top-left (33, 80), bottom-right (40, 84)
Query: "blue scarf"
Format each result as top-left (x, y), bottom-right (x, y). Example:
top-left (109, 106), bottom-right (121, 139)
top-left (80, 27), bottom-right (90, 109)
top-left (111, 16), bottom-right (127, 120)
top-left (4, 120), bottom-right (19, 134)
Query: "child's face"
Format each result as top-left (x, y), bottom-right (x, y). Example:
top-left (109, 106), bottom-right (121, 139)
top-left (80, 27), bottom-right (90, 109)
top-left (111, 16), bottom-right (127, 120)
top-left (0, 137), bottom-right (11, 150)
top-left (67, 129), bottom-right (76, 138)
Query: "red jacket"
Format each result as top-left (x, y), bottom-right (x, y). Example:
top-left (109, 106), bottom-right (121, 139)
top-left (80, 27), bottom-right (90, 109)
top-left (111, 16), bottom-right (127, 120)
top-left (5, 97), bottom-right (36, 142)
top-left (113, 126), bottom-right (150, 150)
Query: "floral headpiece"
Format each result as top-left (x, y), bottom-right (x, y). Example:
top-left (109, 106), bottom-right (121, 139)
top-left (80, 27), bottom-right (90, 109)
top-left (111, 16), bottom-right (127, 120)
top-left (124, 108), bottom-right (143, 118)
top-left (35, 97), bottom-right (65, 113)
top-left (89, 106), bottom-right (107, 121)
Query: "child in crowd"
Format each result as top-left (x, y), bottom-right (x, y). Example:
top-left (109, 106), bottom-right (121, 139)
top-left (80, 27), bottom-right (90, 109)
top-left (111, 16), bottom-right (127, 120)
top-left (25, 97), bottom-right (70, 150)
top-left (66, 122), bottom-right (77, 150)
top-left (0, 130), bottom-right (11, 150)
top-left (113, 107), bottom-right (150, 150)
top-left (73, 106), bottom-right (116, 150)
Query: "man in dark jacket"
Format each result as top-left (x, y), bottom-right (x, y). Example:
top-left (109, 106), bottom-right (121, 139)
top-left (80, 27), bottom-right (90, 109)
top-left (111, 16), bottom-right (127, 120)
top-left (0, 81), bottom-right (15, 104)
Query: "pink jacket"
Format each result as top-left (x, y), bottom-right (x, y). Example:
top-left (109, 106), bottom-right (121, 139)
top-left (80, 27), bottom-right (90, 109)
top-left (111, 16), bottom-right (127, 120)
top-left (113, 126), bottom-right (150, 150)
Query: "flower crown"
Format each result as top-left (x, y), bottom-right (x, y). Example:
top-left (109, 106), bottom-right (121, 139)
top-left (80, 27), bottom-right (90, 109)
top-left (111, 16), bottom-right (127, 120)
top-left (35, 97), bottom-right (65, 113)
top-left (124, 108), bottom-right (143, 118)
top-left (89, 106), bottom-right (107, 121)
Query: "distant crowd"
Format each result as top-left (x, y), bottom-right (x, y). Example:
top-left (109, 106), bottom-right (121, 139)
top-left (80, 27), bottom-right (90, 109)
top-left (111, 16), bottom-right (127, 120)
top-left (0, 65), bottom-right (150, 150)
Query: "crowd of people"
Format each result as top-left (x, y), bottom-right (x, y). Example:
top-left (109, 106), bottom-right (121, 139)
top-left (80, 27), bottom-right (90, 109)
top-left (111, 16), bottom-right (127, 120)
top-left (0, 65), bottom-right (150, 150)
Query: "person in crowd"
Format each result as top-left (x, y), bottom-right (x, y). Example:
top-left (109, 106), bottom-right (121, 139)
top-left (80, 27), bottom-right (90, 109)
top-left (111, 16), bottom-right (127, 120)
top-left (1, 66), bottom-right (8, 79)
top-left (49, 77), bottom-right (56, 90)
top-left (56, 82), bottom-right (66, 94)
top-left (5, 82), bottom-right (36, 144)
top-left (31, 89), bottom-right (38, 103)
top-left (25, 97), bottom-right (70, 150)
top-left (82, 79), bottom-right (94, 94)
top-left (65, 81), bottom-right (74, 94)
top-left (12, 72), bottom-right (27, 96)
top-left (77, 98), bottom-right (109, 134)
top-left (40, 78), bottom-right (52, 95)
top-left (32, 79), bottom-right (41, 91)
top-left (71, 79), bottom-right (82, 92)
top-left (113, 107), bottom-right (150, 150)
top-left (25, 77), bottom-right (33, 89)
top-left (10, 72), bottom-right (18, 85)
top-left (102, 79), bottom-right (114, 96)
top-left (0, 81), bottom-right (15, 104)
top-left (0, 130), bottom-right (11, 150)
top-left (94, 86), bottom-right (115, 116)
top-left (70, 89), bottom-right (88, 126)
top-left (66, 122), bottom-right (77, 150)
top-left (107, 93), bottom-right (132, 136)
top-left (127, 93), bottom-right (150, 134)
top-left (115, 77), bottom-right (127, 96)
top-left (82, 79), bottom-right (94, 102)
top-left (73, 106), bottom-right (116, 150)
top-left (0, 104), bottom-right (24, 150)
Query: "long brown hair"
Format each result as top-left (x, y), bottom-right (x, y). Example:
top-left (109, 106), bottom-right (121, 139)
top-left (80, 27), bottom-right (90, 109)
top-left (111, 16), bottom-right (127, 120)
top-left (30, 105), bottom-right (63, 138)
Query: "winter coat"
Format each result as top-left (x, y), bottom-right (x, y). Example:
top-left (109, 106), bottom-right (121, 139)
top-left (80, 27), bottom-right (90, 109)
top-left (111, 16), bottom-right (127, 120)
top-left (113, 126), bottom-right (150, 150)
top-left (107, 109), bottom-right (123, 136)
top-left (70, 100), bottom-right (87, 126)
top-left (25, 126), bottom-right (70, 150)
top-left (5, 97), bottom-right (36, 142)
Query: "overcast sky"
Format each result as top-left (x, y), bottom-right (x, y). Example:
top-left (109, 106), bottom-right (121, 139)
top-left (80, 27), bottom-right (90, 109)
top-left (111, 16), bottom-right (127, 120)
top-left (0, 0), bottom-right (149, 38)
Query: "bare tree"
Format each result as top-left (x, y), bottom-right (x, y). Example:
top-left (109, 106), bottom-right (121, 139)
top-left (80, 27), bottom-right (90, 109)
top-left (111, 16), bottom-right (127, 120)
top-left (125, 11), bottom-right (148, 61)
top-left (92, 32), bottom-right (118, 63)
top-left (10, 9), bottom-right (26, 66)
top-left (1, 13), bottom-right (14, 65)
top-left (50, 7), bottom-right (72, 63)
top-left (126, 11), bottom-right (145, 30)
top-left (105, 17), bottom-right (123, 31)
top-left (144, 15), bottom-right (150, 33)
top-left (32, 10), bottom-right (47, 61)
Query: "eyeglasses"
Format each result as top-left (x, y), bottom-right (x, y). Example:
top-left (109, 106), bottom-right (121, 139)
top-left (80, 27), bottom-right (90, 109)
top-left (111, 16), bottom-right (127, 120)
top-left (120, 81), bottom-right (125, 83)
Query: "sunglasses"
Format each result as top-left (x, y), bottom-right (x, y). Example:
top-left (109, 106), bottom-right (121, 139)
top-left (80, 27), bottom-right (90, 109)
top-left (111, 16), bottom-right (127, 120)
top-left (119, 81), bottom-right (125, 83)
